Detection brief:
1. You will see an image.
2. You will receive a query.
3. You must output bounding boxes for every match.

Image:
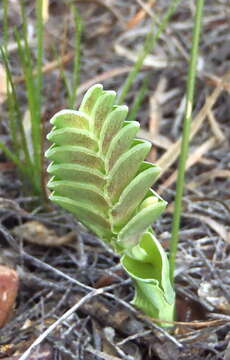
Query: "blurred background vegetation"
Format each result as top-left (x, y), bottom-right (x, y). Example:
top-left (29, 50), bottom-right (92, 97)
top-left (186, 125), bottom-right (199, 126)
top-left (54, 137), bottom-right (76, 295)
top-left (0, 1), bottom-right (230, 359)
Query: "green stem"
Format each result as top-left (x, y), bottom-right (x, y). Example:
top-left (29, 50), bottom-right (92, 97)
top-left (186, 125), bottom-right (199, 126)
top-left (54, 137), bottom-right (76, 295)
top-left (0, 142), bottom-right (27, 176)
top-left (169, 0), bottom-right (205, 284)
top-left (3, 0), bottom-right (9, 49)
top-left (69, 6), bottom-right (82, 108)
top-left (127, 74), bottom-right (150, 122)
top-left (117, 0), bottom-right (181, 105)
top-left (35, 0), bottom-right (44, 195)
top-left (0, 46), bottom-right (32, 168)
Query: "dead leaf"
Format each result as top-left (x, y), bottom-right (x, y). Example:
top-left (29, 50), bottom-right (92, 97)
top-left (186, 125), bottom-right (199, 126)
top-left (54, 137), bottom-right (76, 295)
top-left (12, 221), bottom-right (75, 246)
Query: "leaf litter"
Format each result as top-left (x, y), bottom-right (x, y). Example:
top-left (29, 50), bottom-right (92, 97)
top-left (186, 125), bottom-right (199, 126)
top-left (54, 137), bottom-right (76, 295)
top-left (0, 0), bottom-right (230, 359)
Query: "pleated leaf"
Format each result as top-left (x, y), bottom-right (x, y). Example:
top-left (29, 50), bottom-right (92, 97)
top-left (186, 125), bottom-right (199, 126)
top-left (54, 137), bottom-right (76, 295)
top-left (105, 121), bottom-right (140, 170)
top-left (47, 128), bottom-right (97, 150)
top-left (117, 190), bottom-right (167, 248)
top-left (111, 165), bottom-right (161, 229)
top-left (46, 83), bottom-right (175, 326)
top-left (46, 145), bottom-right (105, 172)
top-left (48, 180), bottom-right (109, 215)
top-left (50, 194), bottom-right (112, 241)
top-left (47, 163), bottom-right (105, 188)
top-left (100, 105), bottom-right (128, 154)
top-left (50, 109), bottom-right (89, 129)
top-left (46, 84), bottom-right (165, 245)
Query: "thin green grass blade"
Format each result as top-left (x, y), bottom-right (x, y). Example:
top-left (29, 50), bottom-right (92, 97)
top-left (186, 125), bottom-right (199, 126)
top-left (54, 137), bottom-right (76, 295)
top-left (0, 142), bottom-right (23, 174)
top-left (169, 0), bottom-right (205, 285)
top-left (17, 1), bottom-right (43, 192)
top-left (68, 5), bottom-right (82, 108)
top-left (127, 75), bottom-right (150, 122)
top-left (0, 46), bottom-right (32, 167)
top-left (117, 0), bottom-right (182, 104)
top-left (3, 0), bottom-right (9, 49)
top-left (14, 31), bottom-right (38, 156)
top-left (35, 0), bottom-right (44, 111)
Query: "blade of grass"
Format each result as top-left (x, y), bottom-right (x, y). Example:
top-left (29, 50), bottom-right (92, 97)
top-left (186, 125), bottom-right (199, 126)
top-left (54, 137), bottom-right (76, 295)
top-left (14, 31), bottom-right (38, 159)
top-left (3, 0), bottom-right (9, 49)
top-left (169, 0), bottom-right (205, 285)
top-left (18, 2), bottom-right (41, 182)
top-left (35, 0), bottom-right (45, 197)
top-left (0, 142), bottom-right (27, 176)
top-left (127, 74), bottom-right (150, 121)
top-left (53, 43), bottom-right (72, 102)
top-left (68, 6), bottom-right (82, 108)
top-left (35, 0), bottom-right (44, 112)
top-left (0, 46), bottom-right (32, 168)
top-left (117, 0), bottom-right (182, 105)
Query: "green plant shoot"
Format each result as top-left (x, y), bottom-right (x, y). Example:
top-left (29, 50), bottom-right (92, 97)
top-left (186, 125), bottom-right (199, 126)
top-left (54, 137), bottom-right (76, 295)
top-left (45, 84), bottom-right (175, 325)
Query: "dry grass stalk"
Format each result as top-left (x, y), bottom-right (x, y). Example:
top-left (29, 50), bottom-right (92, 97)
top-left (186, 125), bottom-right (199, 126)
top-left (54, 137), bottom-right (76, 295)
top-left (185, 213), bottom-right (230, 243)
top-left (127, 0), bottom-right (156, 28)
top-left (187, 169), bottom-right (230, 189)
top-left (158, 137), bottom-right (217, 195)
top-left (207, 110), bottom-right (226, 142)
top-left (138, 129), bottom-right (173, 150)
top-left (156, 70), bottom-right (230, 177)
top-left (148, 77), bottom-right (167, 161)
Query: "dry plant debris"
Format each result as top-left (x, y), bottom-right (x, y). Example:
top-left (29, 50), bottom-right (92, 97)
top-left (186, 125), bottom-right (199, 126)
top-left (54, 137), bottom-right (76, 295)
top-left (0, 0), bottom-right (230, 359)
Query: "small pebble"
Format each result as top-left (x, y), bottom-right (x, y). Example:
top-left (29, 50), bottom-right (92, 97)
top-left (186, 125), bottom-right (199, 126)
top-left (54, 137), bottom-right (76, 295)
top-left (0, 265), bottom-right (19, 328)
